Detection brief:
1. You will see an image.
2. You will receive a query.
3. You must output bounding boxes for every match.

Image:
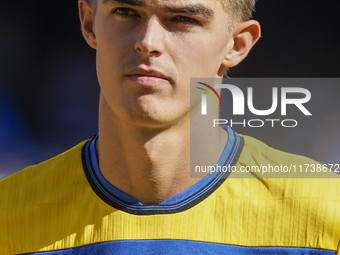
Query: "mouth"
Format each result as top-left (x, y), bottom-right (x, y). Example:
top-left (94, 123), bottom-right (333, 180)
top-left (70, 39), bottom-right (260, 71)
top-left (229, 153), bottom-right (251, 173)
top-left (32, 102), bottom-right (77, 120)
top-left (125, 68), bottom-right (170, 87)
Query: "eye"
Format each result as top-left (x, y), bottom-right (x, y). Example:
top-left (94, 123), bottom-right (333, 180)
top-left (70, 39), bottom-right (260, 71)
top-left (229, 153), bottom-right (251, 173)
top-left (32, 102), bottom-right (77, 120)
top-left (113, 8), bottom-right (139, 18)
top-left (172, 16), bottom-right (199, 25)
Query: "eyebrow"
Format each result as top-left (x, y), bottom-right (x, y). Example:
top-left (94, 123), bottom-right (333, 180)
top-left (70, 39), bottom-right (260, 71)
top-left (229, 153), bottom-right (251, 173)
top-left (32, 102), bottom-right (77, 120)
top-left (102, 0), bottom-right (145, 7)
top-left (102, 0), bottom-right (214, 19)
top-left (162, 4), bottom-right (214, 19)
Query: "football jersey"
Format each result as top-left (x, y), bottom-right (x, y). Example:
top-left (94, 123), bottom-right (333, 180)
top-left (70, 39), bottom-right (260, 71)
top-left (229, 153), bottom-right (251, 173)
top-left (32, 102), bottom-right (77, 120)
top-left (0, 126), bottom-right (339, 254)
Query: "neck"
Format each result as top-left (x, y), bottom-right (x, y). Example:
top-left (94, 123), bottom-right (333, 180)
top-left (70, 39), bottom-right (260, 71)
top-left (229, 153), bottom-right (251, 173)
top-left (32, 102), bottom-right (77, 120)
top-left (97, 94), bottom-right (227, 205)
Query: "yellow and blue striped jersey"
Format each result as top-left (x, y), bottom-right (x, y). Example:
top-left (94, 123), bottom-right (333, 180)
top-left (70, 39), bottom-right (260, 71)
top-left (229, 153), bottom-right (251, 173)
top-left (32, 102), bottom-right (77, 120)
top-left (0, 127), bottom-right (339, 254)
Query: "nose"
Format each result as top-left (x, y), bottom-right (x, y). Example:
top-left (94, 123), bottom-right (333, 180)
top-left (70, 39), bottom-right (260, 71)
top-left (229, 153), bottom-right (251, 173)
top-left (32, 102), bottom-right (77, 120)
top-left (134, 16), bottom-right (165, 57)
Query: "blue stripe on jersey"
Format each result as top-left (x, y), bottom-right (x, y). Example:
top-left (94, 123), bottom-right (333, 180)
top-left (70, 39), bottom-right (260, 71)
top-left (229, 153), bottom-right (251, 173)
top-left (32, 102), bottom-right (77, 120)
top-left (82, 125), bottom-right (243, 214)
top-left (22, 240), bottom-right (336, 255)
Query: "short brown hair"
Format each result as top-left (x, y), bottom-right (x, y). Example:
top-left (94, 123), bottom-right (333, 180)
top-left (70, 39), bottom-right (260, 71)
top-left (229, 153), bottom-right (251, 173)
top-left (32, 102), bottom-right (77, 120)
top-left (221, 0), bottom-right (256, 32)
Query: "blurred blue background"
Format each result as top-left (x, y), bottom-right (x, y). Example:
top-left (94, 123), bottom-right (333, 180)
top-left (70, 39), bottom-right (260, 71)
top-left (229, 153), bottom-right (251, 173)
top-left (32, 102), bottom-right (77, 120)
top-left (0, 0), bottom-right (339, 178)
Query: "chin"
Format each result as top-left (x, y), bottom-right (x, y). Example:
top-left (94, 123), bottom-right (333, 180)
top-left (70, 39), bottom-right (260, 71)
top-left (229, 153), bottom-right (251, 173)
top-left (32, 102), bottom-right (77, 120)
top-left (112, 94), bottom-right (189, 128)
top-left (126, 115), bottom-right (173, 129)
top-left (132, 96), bottom-right (171, 121)
top-left (125, 106), bottom-right (186, 129)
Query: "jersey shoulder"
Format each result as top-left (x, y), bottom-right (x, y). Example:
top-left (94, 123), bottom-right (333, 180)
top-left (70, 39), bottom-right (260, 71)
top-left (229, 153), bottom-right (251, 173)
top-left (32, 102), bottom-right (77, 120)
top-left (230, 134), bottom-right (340, 202)
top-left (221, 134), bottom-right (340, 252)
top-left (238, 134), bottom-right (340, 178)
top-left (0, 140), bottom-right (88, 210)
top-left (0, 141), bottom-right (100, 254)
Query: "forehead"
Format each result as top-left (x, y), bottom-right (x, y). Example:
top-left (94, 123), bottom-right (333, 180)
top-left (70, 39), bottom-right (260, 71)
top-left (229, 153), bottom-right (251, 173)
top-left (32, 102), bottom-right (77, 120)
top-left (99, 0), bottom-right (230, 27)
top-left (100, 0), bottom-right (226, 14)
top-left (101, 0), bottom-right (223, 6)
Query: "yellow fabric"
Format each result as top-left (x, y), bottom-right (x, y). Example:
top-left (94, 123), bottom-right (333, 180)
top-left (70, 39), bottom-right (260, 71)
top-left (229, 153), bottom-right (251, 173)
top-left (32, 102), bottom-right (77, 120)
top-left (0, 136), bottom-right (339, 254)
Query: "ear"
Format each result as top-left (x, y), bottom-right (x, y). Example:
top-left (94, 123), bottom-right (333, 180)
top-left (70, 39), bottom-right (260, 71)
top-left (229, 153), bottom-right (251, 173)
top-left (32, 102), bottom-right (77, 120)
top-left (79, 0), bottom-right (97, 49)
top-left (222, 20), bottom-right (261, 68)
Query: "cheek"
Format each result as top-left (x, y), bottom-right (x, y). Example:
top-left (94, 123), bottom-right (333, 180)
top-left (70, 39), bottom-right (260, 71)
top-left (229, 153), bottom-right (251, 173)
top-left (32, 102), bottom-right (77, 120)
top-left (96, 48), bottom-right (111, 91)
top-left (95, 21), bottom-right (133, 62)
top-left (95, 33), bottom-right (125, 89)
top-left (172, 36), bottom-right (228, 78)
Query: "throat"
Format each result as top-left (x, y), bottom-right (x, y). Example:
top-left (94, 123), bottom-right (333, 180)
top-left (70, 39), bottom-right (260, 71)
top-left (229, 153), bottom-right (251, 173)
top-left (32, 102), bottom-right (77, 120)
top-left (97, 124), bottom-right (197, 205)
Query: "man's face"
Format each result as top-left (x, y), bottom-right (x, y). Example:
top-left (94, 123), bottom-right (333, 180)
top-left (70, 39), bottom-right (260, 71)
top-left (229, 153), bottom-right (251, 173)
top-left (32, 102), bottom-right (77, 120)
top-left (92, 0), bottom-right (232, 128)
